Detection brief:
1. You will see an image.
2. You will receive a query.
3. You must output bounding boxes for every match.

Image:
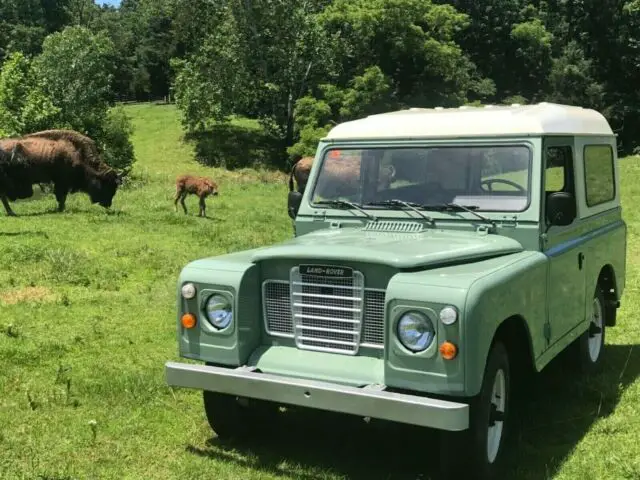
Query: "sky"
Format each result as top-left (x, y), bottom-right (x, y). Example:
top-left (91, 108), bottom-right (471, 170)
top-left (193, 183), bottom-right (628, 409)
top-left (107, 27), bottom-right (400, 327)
top-left (95, 0), bottom-right (121, 6)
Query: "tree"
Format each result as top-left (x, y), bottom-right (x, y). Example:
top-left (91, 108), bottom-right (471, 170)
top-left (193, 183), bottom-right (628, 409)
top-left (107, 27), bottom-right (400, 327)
top-left (0, 52), bottom-right (59, 137)
top-left (547, 41), bottom-right (605, 110)
top-left (173, 0), bottom-right (493, 166)
top-left (285, 0), bottom-right (495, 158)
top-left (34, 25), bottom-right (117, 133)
top-left (509, 17), bottom-right (554, 102)
top-left (0, 0), bottom-right (72, 62)
top-left (64, 0), bottom-right (100, 26)
top-left (31, 26), bottom-right (135, 174)
top-left (318, 0), bottom-right (492, 108)
top-left (173, 0), bottom-right (335, 153)
top-left (287, 66), bottom-right (394, 158)
top-left (429, 0), bottom-right (526, 102)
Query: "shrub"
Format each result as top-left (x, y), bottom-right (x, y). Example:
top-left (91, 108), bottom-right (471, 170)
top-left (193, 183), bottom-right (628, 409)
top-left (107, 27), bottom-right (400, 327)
top-left (97, 106), bottom-right (135, 175)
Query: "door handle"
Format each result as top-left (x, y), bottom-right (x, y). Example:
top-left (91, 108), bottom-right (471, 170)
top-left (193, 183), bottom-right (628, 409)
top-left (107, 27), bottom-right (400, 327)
top-left (578, 252), bottom-right (584, 270)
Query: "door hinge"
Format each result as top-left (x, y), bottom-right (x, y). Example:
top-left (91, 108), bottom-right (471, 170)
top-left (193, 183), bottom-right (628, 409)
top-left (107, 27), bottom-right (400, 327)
top-left (312, 210), bottom-right (326, 222)
top-left (540, 233), bottom-right (548, 249)
top-left (500, 215), bottom-right (518, 228)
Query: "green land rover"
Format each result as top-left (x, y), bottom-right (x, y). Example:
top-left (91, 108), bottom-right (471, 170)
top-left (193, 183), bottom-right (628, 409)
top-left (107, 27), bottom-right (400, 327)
top-left (165, 102), bottom-right (626, 478)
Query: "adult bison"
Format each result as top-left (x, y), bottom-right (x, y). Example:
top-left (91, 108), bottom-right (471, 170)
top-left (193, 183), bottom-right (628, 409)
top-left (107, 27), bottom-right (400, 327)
top-left (24, 129), bottom-right (104, 193)
top-left (24, 129), bottom-right (102, 167)
top-left (0, 136), bottom-right (121, 216)
top-left (0, 143), bottom-right (34, 215)
top-left (288, 156), bottom-right (314, 195)
top-left (288, 153), bottom-right (396, 199)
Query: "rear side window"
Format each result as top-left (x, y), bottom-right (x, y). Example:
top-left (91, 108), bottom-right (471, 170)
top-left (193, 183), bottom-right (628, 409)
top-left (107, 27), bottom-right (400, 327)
top-left (583, 145), bottom-right (615, 207)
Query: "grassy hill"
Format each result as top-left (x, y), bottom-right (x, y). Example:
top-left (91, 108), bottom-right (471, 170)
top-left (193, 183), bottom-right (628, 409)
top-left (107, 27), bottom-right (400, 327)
top-left (0, 103), bottom-right (638, 479)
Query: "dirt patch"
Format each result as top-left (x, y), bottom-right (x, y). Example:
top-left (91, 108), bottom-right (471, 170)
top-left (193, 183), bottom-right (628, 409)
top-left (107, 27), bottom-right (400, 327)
top-left (0, 286), bottom-right (56, 305)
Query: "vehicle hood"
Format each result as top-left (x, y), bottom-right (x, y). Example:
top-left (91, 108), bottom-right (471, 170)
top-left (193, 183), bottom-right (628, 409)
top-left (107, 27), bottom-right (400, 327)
top-left (250, 227), bottom-right (524, 269)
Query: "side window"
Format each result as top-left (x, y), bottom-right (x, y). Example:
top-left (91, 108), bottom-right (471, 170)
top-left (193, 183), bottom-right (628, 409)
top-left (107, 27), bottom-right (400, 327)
top-left (545, 146), bottom-right (573, 193)
top-left (584, 145), bottom-right (615, 206)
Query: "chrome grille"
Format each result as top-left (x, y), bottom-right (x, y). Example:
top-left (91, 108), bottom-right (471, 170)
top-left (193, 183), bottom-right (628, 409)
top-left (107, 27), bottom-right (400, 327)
top-left (291, 266), bottom-right (365, 355)
top-left (262, 270), bottom-right (386, 354)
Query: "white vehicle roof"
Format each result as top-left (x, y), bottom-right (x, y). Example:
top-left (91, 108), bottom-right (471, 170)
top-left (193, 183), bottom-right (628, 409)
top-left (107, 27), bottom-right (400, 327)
top-left (323, 102), bottom-right (614, 140)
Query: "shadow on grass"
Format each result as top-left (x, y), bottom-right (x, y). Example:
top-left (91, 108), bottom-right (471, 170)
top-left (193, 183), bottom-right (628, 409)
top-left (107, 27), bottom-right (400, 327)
top-left (186, 343), bottom-right (638, 479)
top-left (506, 342), bottom-right (639, 478)
top-left (2, 208), bottom-right (60, 217)
top-left (0, 231), bottom-right (49, 238)
top-left (185, 124), bottom-right (285, 171)
top-left (8, 206), bottom-right (128, 218)
top-left (173, 213), bottom-right (220, 222)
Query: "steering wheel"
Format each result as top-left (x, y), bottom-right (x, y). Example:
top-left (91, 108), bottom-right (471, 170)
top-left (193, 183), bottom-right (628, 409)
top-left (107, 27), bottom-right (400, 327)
top-left (481, 178), bottom-right (526, 193)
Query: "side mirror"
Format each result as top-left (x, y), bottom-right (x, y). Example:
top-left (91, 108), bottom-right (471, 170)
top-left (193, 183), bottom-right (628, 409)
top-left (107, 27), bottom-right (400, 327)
top-left (288, 191), bottom-right (303, 219)
top-left (546, 191), bottom-right (576, 228)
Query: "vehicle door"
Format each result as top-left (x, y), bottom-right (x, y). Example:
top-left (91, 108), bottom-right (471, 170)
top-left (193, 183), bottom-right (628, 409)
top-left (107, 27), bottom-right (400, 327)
top-left (542, 137), bottom-right (587, 346)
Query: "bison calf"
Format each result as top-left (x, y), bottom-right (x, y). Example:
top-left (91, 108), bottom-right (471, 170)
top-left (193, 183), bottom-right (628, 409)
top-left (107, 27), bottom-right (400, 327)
top-left (174, 174), bottom-right (219, 217)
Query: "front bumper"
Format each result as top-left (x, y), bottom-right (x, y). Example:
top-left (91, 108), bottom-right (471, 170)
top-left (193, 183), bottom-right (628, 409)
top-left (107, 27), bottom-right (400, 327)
top-left (165, 361), bottom-right (469, 431)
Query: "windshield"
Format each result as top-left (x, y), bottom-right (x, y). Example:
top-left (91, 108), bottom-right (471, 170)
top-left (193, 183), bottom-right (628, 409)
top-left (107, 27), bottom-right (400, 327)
top-left (310, 145), bottom-right (531, 212)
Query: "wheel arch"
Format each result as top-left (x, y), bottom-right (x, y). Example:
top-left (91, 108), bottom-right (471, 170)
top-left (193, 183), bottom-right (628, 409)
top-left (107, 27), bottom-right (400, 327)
top-left (597, 263), bottom-right (619, 327)
top-left (471, 314), bottom-right (537, 398)
top-left (491, 315), bottom-right (536, 379)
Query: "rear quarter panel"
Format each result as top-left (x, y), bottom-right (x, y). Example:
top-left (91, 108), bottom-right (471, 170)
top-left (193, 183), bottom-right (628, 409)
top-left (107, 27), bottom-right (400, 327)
top-left (582, 209), bottom-right (626, 304)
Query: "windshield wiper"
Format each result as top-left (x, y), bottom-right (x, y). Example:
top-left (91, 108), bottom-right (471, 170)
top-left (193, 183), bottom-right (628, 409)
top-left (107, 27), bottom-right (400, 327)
top-left (421, 203), bottom-right (497, 229)
top-left (365, 199), bottom-right (435, 223)
top-left (314, 200), bottom-right (377, 220)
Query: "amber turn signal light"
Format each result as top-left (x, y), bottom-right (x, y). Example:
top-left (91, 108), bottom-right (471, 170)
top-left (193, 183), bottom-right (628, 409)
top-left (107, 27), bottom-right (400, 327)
top-left (439, 341), bottom-right (458, 360)
top-left (181, 313), bottom-right (197, 329)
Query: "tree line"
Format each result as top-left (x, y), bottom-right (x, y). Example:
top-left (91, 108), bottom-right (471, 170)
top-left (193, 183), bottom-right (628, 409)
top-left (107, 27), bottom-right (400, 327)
top-left (1, 0), bottom-right (640, 171)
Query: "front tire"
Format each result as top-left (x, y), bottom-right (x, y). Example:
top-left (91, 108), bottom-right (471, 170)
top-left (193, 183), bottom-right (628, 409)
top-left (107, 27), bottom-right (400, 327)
top-left (203, 390), bottom-right (278, 441)
top-left (440, 341), bottom-right (511, 479)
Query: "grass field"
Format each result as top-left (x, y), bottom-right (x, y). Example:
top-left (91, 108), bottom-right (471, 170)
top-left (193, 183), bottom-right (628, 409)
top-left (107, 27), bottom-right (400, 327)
top-left (0, 103), bottom-right (638, 479)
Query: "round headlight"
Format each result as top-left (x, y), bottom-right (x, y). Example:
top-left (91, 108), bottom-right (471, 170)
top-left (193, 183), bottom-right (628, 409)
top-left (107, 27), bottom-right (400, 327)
top-left (439, 306), bottom-right (458, 325)
top-left (181, 282), bottom-right (196, 299)
top-left (397, 311), bottom-right (435, 352)
top-left (205, 294), bottom-right (233, 330)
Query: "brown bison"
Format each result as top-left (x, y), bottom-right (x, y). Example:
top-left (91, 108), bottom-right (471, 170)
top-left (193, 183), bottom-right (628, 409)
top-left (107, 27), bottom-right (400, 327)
top-left (288, 153), bottom-right (396, 199)
top-left (0, 136), bottom-right (122, 216)
top-left (288, 156), bottom-right (315, 194)
top-left (24, 129), bottom-right (102, 166)
top-left (0, 144), bottom-right (34, 215)
top-left (174, 174), bottom-right (219, 217)
top-left (24, 129), bottom-right (104, 194)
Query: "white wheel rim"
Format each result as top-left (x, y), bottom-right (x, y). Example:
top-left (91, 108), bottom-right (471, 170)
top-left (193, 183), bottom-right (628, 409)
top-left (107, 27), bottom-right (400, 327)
top-left (588, 296), bottom-right (603, 362)
top-left (487, 369), bottom-right (506, 464)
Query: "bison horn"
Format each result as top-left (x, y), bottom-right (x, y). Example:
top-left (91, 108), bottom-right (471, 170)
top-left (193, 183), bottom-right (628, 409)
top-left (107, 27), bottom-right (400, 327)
top-left (9, 144), bottom-right (24, 164)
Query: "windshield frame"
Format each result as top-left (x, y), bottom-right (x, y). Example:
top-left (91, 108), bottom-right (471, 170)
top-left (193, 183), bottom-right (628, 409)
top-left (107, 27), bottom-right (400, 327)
top-left (307, 141), bottom-right (535, 215)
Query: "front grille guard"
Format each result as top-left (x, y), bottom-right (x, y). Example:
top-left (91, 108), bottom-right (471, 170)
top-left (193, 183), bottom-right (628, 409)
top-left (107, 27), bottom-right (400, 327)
top-left (262, 267), bottom-right (385, 355)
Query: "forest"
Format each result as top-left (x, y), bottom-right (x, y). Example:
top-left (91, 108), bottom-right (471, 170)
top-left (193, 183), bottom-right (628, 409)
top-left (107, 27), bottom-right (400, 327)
top-left (2, 0), bottom-right (640, 170)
